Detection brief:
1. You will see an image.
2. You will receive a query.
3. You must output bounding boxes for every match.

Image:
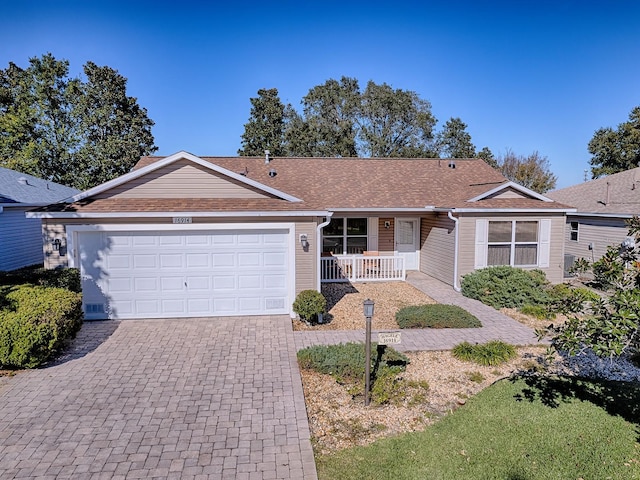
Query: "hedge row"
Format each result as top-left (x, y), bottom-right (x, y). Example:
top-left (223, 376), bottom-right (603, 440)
top-left (0, 284), bottom-right (83, 368)
top-left (0, 266), bottom-right (81, 293)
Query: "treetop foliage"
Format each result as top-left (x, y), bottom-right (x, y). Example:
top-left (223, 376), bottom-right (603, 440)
top-left (0, 53), bottom-right (157, 190)
top-left (589, 106), bottom-right (640, 178)
top-left (495, 149), bottom-right (557, 193)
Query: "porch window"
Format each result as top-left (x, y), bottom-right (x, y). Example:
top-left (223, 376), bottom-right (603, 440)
top-left (322, 217), bottom-right (368, 254)
top-left (487, 220), bottom-right (538, 266)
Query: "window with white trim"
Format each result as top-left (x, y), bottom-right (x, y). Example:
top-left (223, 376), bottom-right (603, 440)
top-left (570, 221), bottom-right (579, 241)
top-left (322, 217), bottom-right (368, 254)
top-left (487, 220), bottom-right (539, 266)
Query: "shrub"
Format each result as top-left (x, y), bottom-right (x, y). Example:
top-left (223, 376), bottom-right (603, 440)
top-left (452, 340), bottom-right (517, 366)
top-left (396, 304), bottom-right (481, 329)
top-left (461, 266), bottom-right (550, 309)
top-left (0, 285), bottom-right (83, 368)
top-left (292, 289), bottom-right (326, 323)
top-left (297, 342), bottom-right (409, 384)
top-left (519, 304), bottom-right (554, 320)
top-left (0, 266), bottom-right (81, 293)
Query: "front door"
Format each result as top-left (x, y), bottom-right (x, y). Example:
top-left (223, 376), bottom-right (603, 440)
top-left (395, 218), bottom-right (419, 270)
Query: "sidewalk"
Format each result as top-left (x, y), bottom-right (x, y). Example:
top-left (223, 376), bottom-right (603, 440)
top-left (294, 272), bottom-right (546, 352)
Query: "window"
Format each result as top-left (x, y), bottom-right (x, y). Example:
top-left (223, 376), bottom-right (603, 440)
top-left (322, 218), bottom-right (368, 254)
top-left (487, 220), bottom-right (538, 266)
top-left (570, 221), bottom-right (579, 241)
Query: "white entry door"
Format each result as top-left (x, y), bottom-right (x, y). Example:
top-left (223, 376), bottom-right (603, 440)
top-left (77, 229), bottom-right (291, 319)
top-left (395, 218), bottom-right (419, 270)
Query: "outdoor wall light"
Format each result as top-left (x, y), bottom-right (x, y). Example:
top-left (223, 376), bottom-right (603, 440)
top-left (52, 238), bottom-right (62, 251)
top-left (384, 221), bottom-right (391, 229)
top-left (299, 234), bottom-right (309, 249)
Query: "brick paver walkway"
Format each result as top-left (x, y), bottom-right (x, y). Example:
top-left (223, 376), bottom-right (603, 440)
top-left (0, 317), bottom-right (316, 480)
top-left (294, 271), bottom-right (546, 352)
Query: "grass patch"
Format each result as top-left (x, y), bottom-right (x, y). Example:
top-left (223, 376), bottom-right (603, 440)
top-left (316, 376), bottom-right (640, 480)
top-left (452, 340), bottom-right (517, 366)
top-left (396, 304), bottom-right (481, 329)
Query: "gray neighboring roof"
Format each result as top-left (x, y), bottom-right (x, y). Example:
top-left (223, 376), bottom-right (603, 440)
top-left (547, 167), bottom-right (640, 216)
top-left (0, 167), bottom-right (79, 205)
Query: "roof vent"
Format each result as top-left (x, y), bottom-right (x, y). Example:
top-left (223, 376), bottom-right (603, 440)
top-left (265, 149), bottom-right (271, 164)
top-left (268, 168), bottom-right (277, 178)
top-left (17, 177), bottom-right (29, 185)
top-left (448, 160), bottom-right (456, 169)
top-left (238, 167), bottom-right (248, 176)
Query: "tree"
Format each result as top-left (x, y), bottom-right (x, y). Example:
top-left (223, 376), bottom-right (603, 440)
top-left (546, 217), bottom-right (640, 359)
top-left (238, 88), bottom-right (286, 157)
top-left (477, 146), bottom-right (498, 168)
top-left (289, 76), bottom-right (359, 157)
top-left (0, 53), bottom-right (156, 190)
top-left (357, 81), bottom-right (437, 157)
top-left (497, 149), bottom-right (557, 193)
top-left (437, 117), bottom-right (476, 158)
top-left (588, 106), bottom-right (640, 178)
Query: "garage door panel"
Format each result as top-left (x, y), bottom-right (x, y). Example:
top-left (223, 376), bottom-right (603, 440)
top-left (80, 229), bottom-right (291, 319)
top-left (160, 254), bottom-right (183, 268)
top-left (238, 275), bottom-right (261, 289)
top-left (212, 253), bottom-right (235, 267)
top-left (134, 277), bottom-right (158, 292)
top-left (186, 253), bottom-right (210, 268)
top-left (238, 252), bottom-right (261, 267)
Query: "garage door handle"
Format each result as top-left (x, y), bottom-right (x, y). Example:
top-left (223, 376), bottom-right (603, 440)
top-left (184, 282), bottom-right (187, 287)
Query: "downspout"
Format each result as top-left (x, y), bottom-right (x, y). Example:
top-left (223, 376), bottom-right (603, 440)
top-left (316, 214), bottom-right (333, 291)
top-left (447, 211), bottom-right (461, 292)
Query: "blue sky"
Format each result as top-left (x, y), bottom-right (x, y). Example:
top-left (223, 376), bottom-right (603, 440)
top-left (2, 0), bottom-right (639, 188)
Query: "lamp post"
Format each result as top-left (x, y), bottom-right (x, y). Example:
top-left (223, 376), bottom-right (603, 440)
top-left (363, 298), bottom-right (375, 406)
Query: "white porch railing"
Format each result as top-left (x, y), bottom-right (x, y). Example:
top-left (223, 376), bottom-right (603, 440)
top-left (321, 255), bottom-right (406, 283)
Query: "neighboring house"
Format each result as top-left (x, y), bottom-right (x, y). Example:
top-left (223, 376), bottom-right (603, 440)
top-left (29, 151), bottom-right (573, 320)
top-left (0, 167), bottom-right (79, 271)
top-left (547, 167), bottom-right (640, 273)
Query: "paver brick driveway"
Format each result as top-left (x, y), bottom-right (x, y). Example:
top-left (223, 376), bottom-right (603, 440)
top-left (0, 316), bottom-right (317, 479)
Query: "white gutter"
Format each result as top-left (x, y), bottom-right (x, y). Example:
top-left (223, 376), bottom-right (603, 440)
top-left (439, 208), bottom-right (576, 214)
top-left (566, 212), bottom-right (635, 219)
top-left (447, 211), bottom-right (461, 292)
top-left (26, 210), bottom-right (331, 219)
top-left (316, 214), bottom-right (333, 291)
top-left (328, 207), bottom-right (435, 213)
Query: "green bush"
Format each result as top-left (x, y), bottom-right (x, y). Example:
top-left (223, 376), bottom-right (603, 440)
top-left (297, 342), bottom-right (419, 406)
top-left (0, 285), bottom-right (83, 368)
top-left (292, 289), bottom-right (326, 323)
top-left (396, 304), bottom-right (481, 329)
top-left (545, 283), bottom-right (601, 315)
top-left (519, 304), bottom-right (554, 320)
top-left (461, 266), bottom-right (550, 309)
top-left (452, 340), bottom-right (517, 366)
top-left (0, 266), bottom-right (81, 293)
top-left (297, 342), bottom-right (409, 384)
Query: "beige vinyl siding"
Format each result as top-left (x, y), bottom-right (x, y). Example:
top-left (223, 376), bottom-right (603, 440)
top-left (420, 215), bottom-right (455, 285)
top-left (42, 220), bottom-right (67, 269)
top-left (378, 218), bottom-right (394, 254)
top-left (95, 160), bottom-right (271, 199)
top-left (564, 216), bottom-right (628, 263)
top-left (487, 188), bottom-right (529, 199)
top-left (0, 207), bottom-right (44, 270)
top-left (295, 221), bottom-right (317, 293)
top-left (457, 214), bottom-right (566, 284)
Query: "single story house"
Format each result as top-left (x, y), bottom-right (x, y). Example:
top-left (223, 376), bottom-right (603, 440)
top-left (0, 167), bottom-right (79, 271)
top-left (29, 151), bottom-right (573, 320)
top-left (547, 167), bottom-right (640, 272)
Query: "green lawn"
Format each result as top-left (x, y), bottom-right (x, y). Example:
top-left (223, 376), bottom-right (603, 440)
top-left (316, 375), bottom-right (640, 480)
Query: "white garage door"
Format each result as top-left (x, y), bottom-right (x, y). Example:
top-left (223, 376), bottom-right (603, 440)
top-left (78, 229), bottom-right (291, 319)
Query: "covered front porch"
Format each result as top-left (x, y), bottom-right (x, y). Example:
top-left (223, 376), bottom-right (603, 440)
top-left (320, 253), bottom-right (406, 283)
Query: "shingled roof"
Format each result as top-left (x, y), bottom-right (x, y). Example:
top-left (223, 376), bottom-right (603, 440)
top-left (0, 167), bottom-right (79, 205)
top-left (547, 167), bottom-right (640, 216)
top-left (32, 153), bottom-right (573, 214)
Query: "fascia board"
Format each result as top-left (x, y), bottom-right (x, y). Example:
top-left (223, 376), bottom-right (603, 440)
top-left (26, 210), bottom-right (331, 219)
top-left (448, 207), bottom-right (577, 214)
top-left (65, 151), bottom-right (302, 203)
top-left (467, 181), bottom-right (553, 203)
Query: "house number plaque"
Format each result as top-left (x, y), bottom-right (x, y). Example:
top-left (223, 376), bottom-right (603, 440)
top-left (172, 217), bottom-right (192, 224)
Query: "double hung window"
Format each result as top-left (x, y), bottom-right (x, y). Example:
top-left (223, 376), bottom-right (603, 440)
top-left (487, 221), bottom-right (538, 266)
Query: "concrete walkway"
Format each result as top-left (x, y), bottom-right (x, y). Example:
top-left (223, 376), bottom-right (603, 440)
top-left (294, 271), bottom-right (546, 352)
top-left (0, 317), bottom-right (317, 480)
